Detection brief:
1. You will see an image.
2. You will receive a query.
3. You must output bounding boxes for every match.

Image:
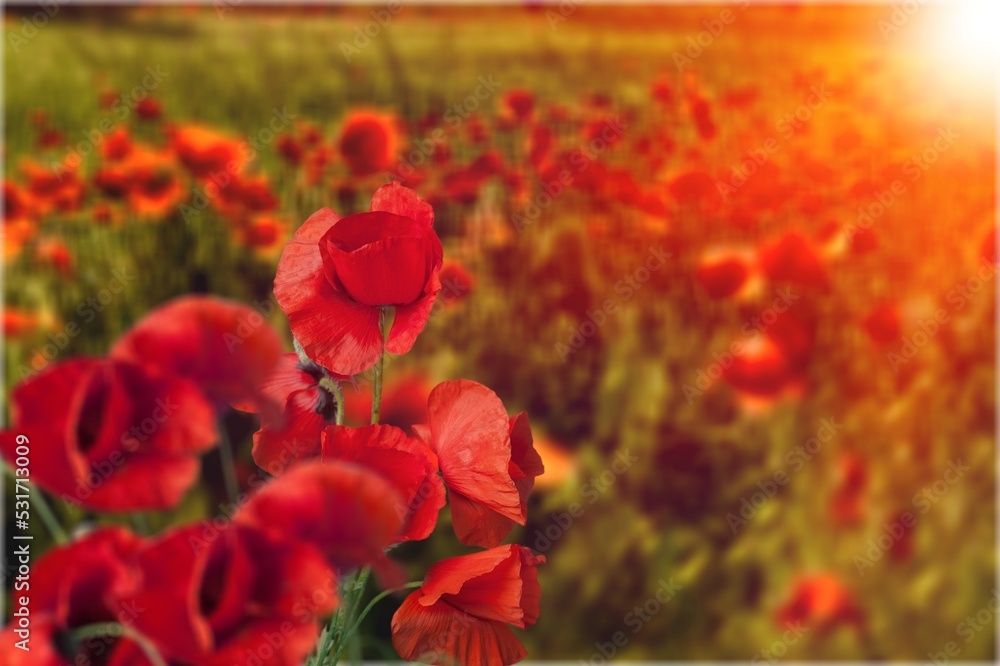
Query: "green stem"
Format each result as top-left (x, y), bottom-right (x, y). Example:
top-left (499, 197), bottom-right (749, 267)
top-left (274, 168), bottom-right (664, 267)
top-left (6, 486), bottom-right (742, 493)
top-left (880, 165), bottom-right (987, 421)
top-left (370, 307), bottom-right (389, 425)
top-left (342, 581), bottom-right (422, 644)
top-left (72, 622), bottom-right (167, 666)
top-left (330, 568), bottom-right (380, 665)
top-left (217, 424), bottom-right (239, 504)
top-left (32, 487), bottom-right (68, 544)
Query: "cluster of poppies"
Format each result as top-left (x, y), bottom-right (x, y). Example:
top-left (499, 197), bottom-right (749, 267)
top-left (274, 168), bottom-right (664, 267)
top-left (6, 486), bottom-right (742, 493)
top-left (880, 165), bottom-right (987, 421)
top-left (1, 183), bottom-right (545, 665)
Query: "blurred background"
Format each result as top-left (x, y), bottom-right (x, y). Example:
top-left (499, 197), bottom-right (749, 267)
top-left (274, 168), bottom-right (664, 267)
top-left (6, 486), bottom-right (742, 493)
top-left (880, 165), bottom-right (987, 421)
top-left (3, 2), bottom-right (996, 661)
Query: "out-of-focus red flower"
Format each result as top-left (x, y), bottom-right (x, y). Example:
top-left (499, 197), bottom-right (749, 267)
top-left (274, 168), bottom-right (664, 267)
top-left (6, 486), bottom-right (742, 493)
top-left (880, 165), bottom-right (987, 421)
top-left (274, 183), bottom-right (443, 376)
top-left (338, 110), bottom-right (399, 177)
top-left (35, 237), bottom-right (73, 276)
top-left (101, 126), bottom-right (134, 161)
top-left (527, 123), bottom-right (554, 169)
top-left (120, 147), bottom-right (186, 218)
top-left (413, 379), bottom-right (544, 548)
top-left (775, 573), bottom-right (862, 635)
top-left (35, 126), bottom-right (64, 150)
top-left (723, 337), bottom-right (791, 400)
top-left (98, 89), bottom-right (119, 109)
top-left (0, 527), bottom-right (148, 666)
top-left (170, 125), bottom-right (246, 180)
top-left (981, 226), bottom-right (996, 264)
top-left (130, 522), bottom-right (335, 666)
top-left (392, 545), bottom-right (545, 666)
top-left (690, 96), bottom-right (717, 141)
top-left (322, 424), bottom-right (446, 542)
top-left (830, 453), bottom-right (867, 526)
top-left (758, 231), bottom-right (829, 288)
top-left (240, 215), bottom-right (286, 251)
top-left (3, 307), bottom-right (42, 338)
top-left (669, 169), bottom-right (716, 208)
top-left (276, 132), bottom-right (304, 165)
top-left (135, 96), bottom-right (163, 121)
top-left (651, 75), bottom-right (674, 105)
top-left (0, 357), bottom-right (218, 510)
top-left (439, 259), bottom-right (475, 306)
top-left (342, 372), bottom-right (431, 431)
top-left (111, 295), bottom-right (284, 419)
top-left (862, 304), bottom-right (901, 347)
top-left (695, 249), bottom-right (753, 299)
top-left (235, 353), bottom-right (342, 474)
top-left (502, 89), bottom-right (535, 122)
top-left (236, 460), bottom-right (405, 577)
top-left (92, 201), bottom-right (121, 226)
top-left (21, 159), bottom-right (86, 215)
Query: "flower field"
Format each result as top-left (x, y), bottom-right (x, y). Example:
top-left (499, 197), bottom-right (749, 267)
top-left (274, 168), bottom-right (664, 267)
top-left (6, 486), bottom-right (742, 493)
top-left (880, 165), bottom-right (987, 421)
top-left (2, 4), bottom-right (996, 663)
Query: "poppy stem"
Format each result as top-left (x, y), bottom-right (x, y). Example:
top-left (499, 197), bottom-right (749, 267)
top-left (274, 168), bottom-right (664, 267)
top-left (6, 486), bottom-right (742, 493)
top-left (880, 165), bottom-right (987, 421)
top-left (217, 423), bottom-right (239, 504)
top-left (71, 622), bottom-right (167, 666)
top-left (337, 580), bottom-right (423, 652)
top-left (31, 487), bottom-right (68, 544)
top-left (370, 307), bottom-right (389, 425)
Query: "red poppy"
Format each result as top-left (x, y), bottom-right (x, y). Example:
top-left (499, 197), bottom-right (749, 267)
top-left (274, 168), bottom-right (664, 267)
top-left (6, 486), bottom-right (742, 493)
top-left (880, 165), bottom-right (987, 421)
top-left (322, 424), bottom-right (445, 542)
top-left (775, 573), bottom-right (862, 635)
top-left (170, 125), bottom-right (246, 180)
top-left (236, 460), bottom-right (405, 577)
top-left (0, 357), bottom-right (218, 511)
top-left (240, 215), bottom-right (286, 252)
top-left (413, 380), bottom-right (544, 548)
top-left (829, 453), bottom-right (867, 526)
top-left (136, 97), bottom-right (163, 121)
top-left (502, 89), bottom-right (535, 122)
top-left (3, 307), bottom-right (42, 338)
top-left (695, 249), bottom-right (753, 299)
top-left (129, 522), bottom-right (335, 666)
top-left (981, 226), bottom-right (996, 264)
top-left (21, 159), bottom-right (85, 215)
top-left (758, 231), bottom-right (829, 288)
top-left (35, 238), bottom-right (74, 276)
top-left (121, 148), bottom-right (186, 218)
top-left (862, 304), bottom-right (901, 347)
top-left (235, 353), bottom-right (343, 474)
top-left (111, 295), bottom-right (284, 420)
top-left (0, 527), bottom-right (149, 666)
top-left (391, 545), bottom-right (545, 666)
top-left (651, 75), bottom-right (674, 105)
top-left (338, 110), bottom-right (399, 177)
top-left (439, 260), bottom-right (475, 306)
top-left (276, 132), bottom-right (304, 165)
top-left (274, 183), bottom-right (443, 376)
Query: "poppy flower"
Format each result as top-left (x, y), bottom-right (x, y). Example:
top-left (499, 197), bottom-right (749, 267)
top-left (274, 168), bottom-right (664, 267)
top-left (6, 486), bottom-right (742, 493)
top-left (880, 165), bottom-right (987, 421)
top-left (135, 96), bottom-right (163, 121)
top-left (236, 353), bottom-right (344, 474)
top-left (862, 304), bottom-right (901, 347)
top-left (981, 226), bottom-right (996, 264)
top-left (502, 89), bottom-right (535, 122)
top-left (170, 124), bottom-right (246, 180)
top-left (322, 424), bottom-right (446, 542)
top-left (338, 110), bottom-right (399, 177)
top-left (3, 307), bottom-right (43, 338)
top-left (758, 231), bottom-right (829, 288)
top-left (129, 522), bottom-right (336, 666)
top-left (695, 249), bottom-right (753, 299)
top-left (111, 295), bottom-right (284, 420)
top-left (651, 76), bottom-right (674, 105)
top-left (0, 527), bottom-right (149, 666)
top-left (101, 127), bottom-right (133, 161)
top-left (829, 453), bottom-right (867, 526)
top-left (391, 545), bottom-right (545, 666)
top-left (34, 238), bottom-right (73, 276)
top-left (439, 260), bottom-right (475, 306)
top-left (775, 573), bottom-right (862, 635)
top-left (240, 215), bottom-right (286, 252)
top-left (413, 379), bottom-right (544, 548)
top-left (21, 159), bottom-right (85, 215)
top-left (1, 357), bottom-right (218, 510)
top-left (121, 148), bottom-right (186, 218)
top-left (276, 132), bottom-right (304, 165)
top-left (236, 460), bottom-right (405, 577)
top-left (723, 337), bottom-right (790, 399)
top-left (274, 183), bottom-right (443, 376)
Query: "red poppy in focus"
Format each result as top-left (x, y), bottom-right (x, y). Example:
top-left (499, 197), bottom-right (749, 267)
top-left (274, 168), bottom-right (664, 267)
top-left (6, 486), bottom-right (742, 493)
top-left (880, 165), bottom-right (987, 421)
top-left (391, 545), bottom-right (545, 666)
top-left (338, 110), bottom-right (399, 177)
top-left (0, 357), bottom-right (218, 510)
top-left (130, 523), bottom-right (335, 666)
top-left (274, 183), bottom-right (443, 376)
top-left (829, 453), bottom-right (867, 526)
top-left (135, 96), bottom-right (163, 121)
top-left (413, 379), bottom-right (544, 548)
top-left (0, 527), bottom-right (149, 666)
top-left (236, 461), bottom-right (405, 579)
top-left (322, 424), bottom-right (446, 542)
top-left (695, 249), bottom-right (753, 299)
top-left (111, 295), bottom-right (284, 419)
top-left (236, 353), bottom-right (344, 474)
top-left (775, 573), bottom-right (862, 636)
top-left (758, 231), bottom-right (829, 288)
top-left (862, 304), bottom-right (901, 347)
top-left (170, 124), bottom-right (246, 180)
